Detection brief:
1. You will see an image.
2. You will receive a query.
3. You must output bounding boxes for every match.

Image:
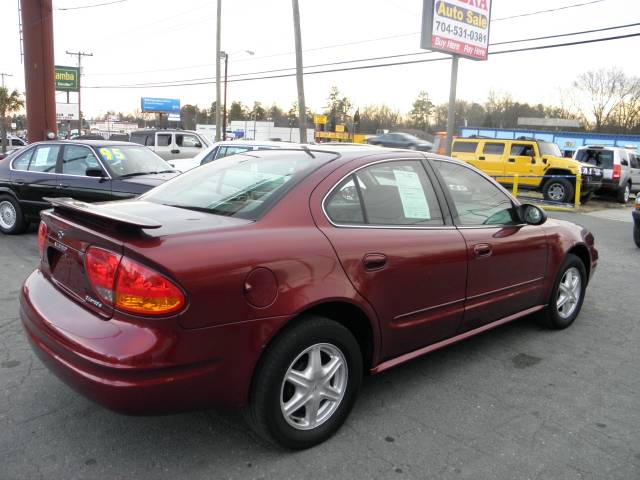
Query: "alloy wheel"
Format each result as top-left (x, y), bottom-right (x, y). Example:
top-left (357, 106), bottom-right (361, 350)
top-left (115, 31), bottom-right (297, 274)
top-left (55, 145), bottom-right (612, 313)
top-left (556, 267), bottom-right (582, 319)
top-left (280, 343), bottom-right (348, 431)
top-left (548, 184), bottom-right (566, 202)
top-left (0, 200), bottom-right (17, 230)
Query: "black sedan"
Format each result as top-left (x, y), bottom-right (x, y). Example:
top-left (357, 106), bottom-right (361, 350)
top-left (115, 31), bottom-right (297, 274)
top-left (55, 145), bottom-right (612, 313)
top-left (366, 132), bottom-right (433, 151)
top-left (0, 140), bottom-right (179, 234)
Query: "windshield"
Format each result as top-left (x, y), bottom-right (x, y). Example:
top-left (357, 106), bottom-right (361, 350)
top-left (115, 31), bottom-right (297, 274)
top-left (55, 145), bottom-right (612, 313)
top-left (575, 149), bottom-right (613, 168)
top-left (95, 145), bottom-right (174, 177)
top-left (538, 142), bottom-right (562, 157)
top-left (142, 149), bottom-right (337, 220)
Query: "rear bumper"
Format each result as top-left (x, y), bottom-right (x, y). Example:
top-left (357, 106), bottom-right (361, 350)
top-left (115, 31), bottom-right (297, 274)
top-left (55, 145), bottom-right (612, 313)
top-left (580, 176), bottom-right (603, 194)
top-left (20, 269), bottom-right (288, 414)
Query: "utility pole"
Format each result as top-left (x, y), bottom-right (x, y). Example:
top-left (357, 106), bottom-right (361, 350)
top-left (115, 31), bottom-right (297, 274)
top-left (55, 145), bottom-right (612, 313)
top-left (66, 50), bottom-right (93, 134)
top-left (0, 73), bottom-right (13, 89)
top-left (445, 56), bottom-right (459, 156)
top-left (221, 51), bottom-right (228, 139)
top-left (292, 0), bottom-right (307, 143)
top-left (215, 0), bottom-right (222, 141)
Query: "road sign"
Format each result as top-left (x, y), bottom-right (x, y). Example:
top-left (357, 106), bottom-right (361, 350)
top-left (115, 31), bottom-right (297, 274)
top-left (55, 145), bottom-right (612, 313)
top-left (141, 97), bottom-right (180, 113)
top-left (55, 66), bottom-right (80, 91)
top-left (421, 0), bottom-right (492, 61)
top-left (314, 114), bottom-right (327, 125)
top-left (335, 124), bottom-right (345, 133)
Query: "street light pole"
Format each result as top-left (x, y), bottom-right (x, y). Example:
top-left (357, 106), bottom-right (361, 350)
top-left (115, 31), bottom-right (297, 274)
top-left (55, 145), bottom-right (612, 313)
top-left (291, 0), bottom-right (307, 144)
top-left (222, 52), bottom-right (228, 139)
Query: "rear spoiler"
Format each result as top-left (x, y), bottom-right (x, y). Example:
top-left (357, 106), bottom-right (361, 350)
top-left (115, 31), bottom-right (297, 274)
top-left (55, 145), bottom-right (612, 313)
top-left (43, 197), bottom-right (162, 229)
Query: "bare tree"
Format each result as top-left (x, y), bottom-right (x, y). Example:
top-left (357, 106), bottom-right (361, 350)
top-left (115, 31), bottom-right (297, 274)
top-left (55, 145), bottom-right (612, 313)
top-left (573, 68), bottom-right (625, 130)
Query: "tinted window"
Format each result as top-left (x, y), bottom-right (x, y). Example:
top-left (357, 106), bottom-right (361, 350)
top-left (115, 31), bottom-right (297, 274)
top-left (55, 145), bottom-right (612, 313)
top-left (452, 141), bottom-right (478, 153)
top-left (11, 148), bottom-right (34, 171)
top-left (129, 133), bottom-right (147, 145)
top-left (435, 161), bottom-right (517, 226)
top-left (354, 161), bottom-right (443, 226)
top-left (11, 139), bottom-right (24, 146)
top-left (483, 143), bottom-right (504, 155)
top-left (61, 145), bottom-right (101, 176)
top-left (143, 150), bottom-right (336, 220)
top-left (157, 134), bottom-right (172, 147)
top-left (575, 149), bottom-right (613, 169)
top-left (29, 145), bottom-right (60, 173)
top-left (325, 176), bottom-right (364, 225)
top-left (176, 134), bottom-right (200, 147)
top-left (630, 154), bottom-right (639, 169)
top-left (510, 144), bottom-right (535, 157)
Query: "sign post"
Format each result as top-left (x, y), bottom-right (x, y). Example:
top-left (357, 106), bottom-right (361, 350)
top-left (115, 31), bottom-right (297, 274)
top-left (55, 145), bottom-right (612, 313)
top-left (421, 0), bottom-right (492, 155)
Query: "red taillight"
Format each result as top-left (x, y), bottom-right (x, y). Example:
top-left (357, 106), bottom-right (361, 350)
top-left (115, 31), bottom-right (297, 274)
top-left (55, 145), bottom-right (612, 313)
top-left (613, 164), bottom-right (621, 180)
top-left (37, 222), bottom-right (48, 257)
top-left (84, 246), bottom-right (185, 316)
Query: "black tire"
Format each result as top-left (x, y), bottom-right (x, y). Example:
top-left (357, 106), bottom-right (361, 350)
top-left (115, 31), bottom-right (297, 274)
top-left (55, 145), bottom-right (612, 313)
top-left (538, 254), bottom-right (587, 330)
top-left (634, 224), bottom-right (640, 248)
top-left (0, 195), bottom-right (28, 235)
top-left (616, 182), bottom-right (631, 203)
top-left (580, 192), bottom-right (593, 204)
top-left (245, 316), bottom-right (363, 449)
top-left (542, 177), bottom-right (574, 203)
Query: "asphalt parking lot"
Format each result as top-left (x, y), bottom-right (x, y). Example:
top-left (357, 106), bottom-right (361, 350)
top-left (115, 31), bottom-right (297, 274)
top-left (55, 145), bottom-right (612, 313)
top-left (1, 208), bottom-right (639, 480)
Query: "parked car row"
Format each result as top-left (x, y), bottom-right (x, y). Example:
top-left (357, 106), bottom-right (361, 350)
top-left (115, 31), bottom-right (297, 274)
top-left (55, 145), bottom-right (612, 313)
top-left (15, 142), bottom-right (597, 449)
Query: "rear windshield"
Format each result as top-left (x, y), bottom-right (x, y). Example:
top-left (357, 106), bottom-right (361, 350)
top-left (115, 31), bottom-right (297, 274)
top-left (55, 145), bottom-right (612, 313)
top-left (575, 149), bottom-right (613, 168)
top-left (142, 149), bottom-right (337, 220)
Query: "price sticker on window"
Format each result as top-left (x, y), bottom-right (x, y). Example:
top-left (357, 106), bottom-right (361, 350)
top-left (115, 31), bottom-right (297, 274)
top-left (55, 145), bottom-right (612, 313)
top-left (98, 147), bottom-right (126, 162)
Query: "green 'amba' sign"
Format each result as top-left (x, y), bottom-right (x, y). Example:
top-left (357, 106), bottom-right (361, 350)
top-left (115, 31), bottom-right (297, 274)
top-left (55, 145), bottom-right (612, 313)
top-left (54, 66), bottom-right (79, 92)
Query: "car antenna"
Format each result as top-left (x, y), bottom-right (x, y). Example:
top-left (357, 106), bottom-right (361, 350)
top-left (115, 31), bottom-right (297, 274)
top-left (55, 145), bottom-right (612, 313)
top-left (301, 146), bottom-right (316, 158)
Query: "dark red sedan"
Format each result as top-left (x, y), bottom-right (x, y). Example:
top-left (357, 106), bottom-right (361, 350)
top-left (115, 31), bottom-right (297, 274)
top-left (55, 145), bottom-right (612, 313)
top-left (21, 146), bottom-right (597, 449)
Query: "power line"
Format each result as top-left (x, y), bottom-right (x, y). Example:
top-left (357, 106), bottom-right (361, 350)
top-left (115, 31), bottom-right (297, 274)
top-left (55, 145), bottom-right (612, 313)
top-left (85, 24), bottom-right (640, 88)
top-left (83, 0), bottom-right (611, 77)
top-left (55, 0), bottom-right (129, 11)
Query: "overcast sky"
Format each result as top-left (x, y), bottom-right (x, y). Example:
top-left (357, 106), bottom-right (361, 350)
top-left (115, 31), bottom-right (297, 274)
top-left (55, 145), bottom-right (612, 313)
top-left (2, 0), bottom-right (640, 119)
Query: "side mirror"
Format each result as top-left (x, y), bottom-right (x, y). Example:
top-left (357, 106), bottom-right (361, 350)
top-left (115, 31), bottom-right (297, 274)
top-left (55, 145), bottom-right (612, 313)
top-left (519, 204), bottom-right (547, 226)
top-left (194, 142), bottom-right (202, 148)
top-left (86, 167), bottom-right (105, 178)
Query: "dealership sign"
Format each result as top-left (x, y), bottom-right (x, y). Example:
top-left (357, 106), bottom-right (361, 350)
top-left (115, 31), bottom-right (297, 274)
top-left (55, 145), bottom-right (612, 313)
top-left (421, 0), bottom-right (492, 61)
top-left (141, 97), bottom-right (180, 114)
top-left (56, 103), bottom-right (79, 120)
top-left (55, 66), bottom-right (80, 91)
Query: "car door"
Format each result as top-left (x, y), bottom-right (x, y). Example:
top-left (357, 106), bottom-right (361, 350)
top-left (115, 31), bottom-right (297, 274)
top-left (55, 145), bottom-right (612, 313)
top-left (174, 133), bottom-right (204, 159)
top-left (57, 145), bottom-right (112, 203)
top-left (508, 143), bottom-right (539, 187)
top-left (477, 141), bottom-right (507, 179)
top-left (10, 144), bottom-right (60, 213)
top-left (313, 156), bottom-right (468, 359)
top-left (433, 159), bottom-right (548, 332)
top-left (154, 132), bottom-right (174, 160)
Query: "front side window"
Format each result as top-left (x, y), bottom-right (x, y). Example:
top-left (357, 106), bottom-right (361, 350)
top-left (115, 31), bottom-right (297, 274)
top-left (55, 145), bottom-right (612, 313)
top-left (29, 145), bottom-right (60, 173)
top-left (452, 141), bottom-right (479, 153)
top-left (435, 160), bottom-right (518, 226)
top-left (510, 144), bottom-right (535, 157)
top-left (61, 145), bottom-right (101, 176)
top-left (176, 134), bottom-right (200, 147)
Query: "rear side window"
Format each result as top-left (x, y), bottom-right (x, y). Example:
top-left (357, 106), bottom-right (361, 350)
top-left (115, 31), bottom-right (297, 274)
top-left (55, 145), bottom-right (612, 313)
top-left (452, 141), bottom-right (478, 153)
top-left (483, 143), bottom-right (505, 155)
top-left (576, 149), bottom-right (613, 168)
top-left (176, 134), bottom-right (200, 147)
top-left (11, 148), bottom-right (34, 171)
top-left (325, 177), bottom-right (365, 225)
top-left (157, 134), bottom-right (172, 147)
top-left (29, 145), bottom-right (60, 173)
top-left (216, 146), bottom-right (252, 160)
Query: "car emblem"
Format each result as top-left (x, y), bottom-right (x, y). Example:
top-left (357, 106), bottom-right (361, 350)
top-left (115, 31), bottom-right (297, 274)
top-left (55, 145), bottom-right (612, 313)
top-left (57, 230), bottom-right (64, 240)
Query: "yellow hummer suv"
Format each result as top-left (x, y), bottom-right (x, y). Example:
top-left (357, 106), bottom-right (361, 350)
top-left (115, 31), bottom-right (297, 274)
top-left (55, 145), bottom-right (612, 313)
top-left (451, 137), bottom-right (603, 203)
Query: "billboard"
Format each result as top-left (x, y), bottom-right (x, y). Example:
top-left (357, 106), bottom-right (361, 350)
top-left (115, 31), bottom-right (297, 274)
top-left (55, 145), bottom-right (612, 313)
top-left (56, 103), bottom-right (79, 120)
top-left (55, 66), bottom-right (80, 91)
top-left (421, 0), bottom-right (492, 61)
top-left (141, 97), bottom-right (180, 113)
